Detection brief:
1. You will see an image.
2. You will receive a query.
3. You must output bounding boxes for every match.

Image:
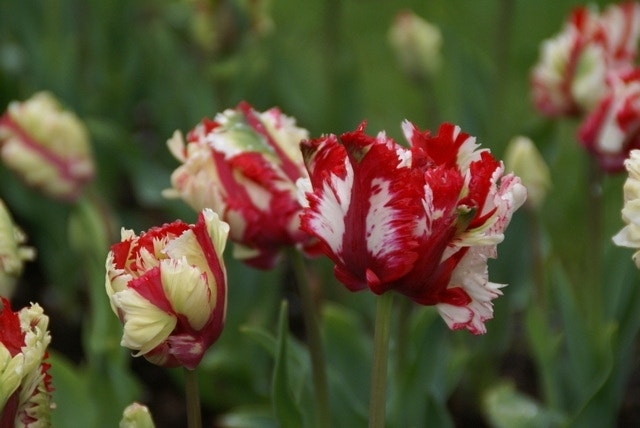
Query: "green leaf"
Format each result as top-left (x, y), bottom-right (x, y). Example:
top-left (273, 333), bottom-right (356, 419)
top-left (322, 303), bottom-right (370, 427)
top-left (272, 300), bottom-right (304, 428)
top-left (218, 406), bottom-right (278, 428)
top-left (49, 352), bottom-right (98, 428)
top-left (483, 382), bottom-right (565, 428)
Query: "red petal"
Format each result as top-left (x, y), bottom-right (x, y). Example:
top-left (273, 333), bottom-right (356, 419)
top-left (0, 297), bottom-right (24, 356)
top-left (128, 267), bottom-right (174, 314)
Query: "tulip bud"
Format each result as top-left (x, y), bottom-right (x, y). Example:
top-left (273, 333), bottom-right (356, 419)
top-left (105, 209), bottom-right (229, 369)
top-left (0, 298), bottom-right (54, 427)
top-left (0, 92), bottom-right (95, 201)
top-left (503, 136), bottom-right (551, 210)
top-left (0, 199), bottom-right (35, 298)
top-left (120, 402), bottom-right (155, 428)
top-left (388, 10), bottom-right (442, 81)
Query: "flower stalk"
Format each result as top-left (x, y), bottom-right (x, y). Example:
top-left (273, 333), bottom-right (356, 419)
top-left (184, 368), bottom-right (202, 428)
top-left (586, 157), bottom-right (604, 327)
top-left (368, 292), bottom-right (394, 428)
top-left (290, 250), bottom-right (331, 428)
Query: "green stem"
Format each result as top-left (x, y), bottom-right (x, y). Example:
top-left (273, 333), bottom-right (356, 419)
top-left (368, 292), bottom-right (394, 428)
top-left (394, 297), bottom-right (412, 378)
top-left (184, 368), bottom-right (202, 428)
top-left (529, 209), bottom-right (546, 310)
top-left (290, 251), bottom-right (331, 428)
top-left (586, 157), bottom-right (603, 328)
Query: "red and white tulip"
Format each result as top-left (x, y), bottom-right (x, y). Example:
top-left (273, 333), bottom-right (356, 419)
top-left (0, 92), bottom-right (95, 201)
top-left (165, 101), bottom-right (317, 269)
top-left (531, 2), bottom-right (640, 117)
top-left (579, 68), bottom-right (640, 173)
top-left (105, 209), bottom-right (229, 369)
top-left (0, 298), bottom-right (54, 427)
top-left (299, 122), bottom-right (526, 334)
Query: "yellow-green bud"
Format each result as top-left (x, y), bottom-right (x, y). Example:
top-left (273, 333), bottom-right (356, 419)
top-left (388, 10), bottom-right (442, 81)
top-left (120, 403), bottom-right (155, 428)
top-left (0, 92), bottom-right (95, 201)
top-left (504, 136), bottom-right (552, 210)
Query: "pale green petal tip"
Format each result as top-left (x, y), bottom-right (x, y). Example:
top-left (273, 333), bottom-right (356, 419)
top-left (120, 402), bottom-right (156, 428)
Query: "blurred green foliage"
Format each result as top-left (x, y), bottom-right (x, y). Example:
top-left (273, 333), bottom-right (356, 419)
top-left (1, 0), bottom-right (639, 427)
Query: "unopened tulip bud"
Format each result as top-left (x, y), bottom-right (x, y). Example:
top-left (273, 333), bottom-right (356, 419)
top-left (388, 10), bottom-right (442, 81)
top-left (0, 92), bottom-right (95, 201)
top-left (0, 298), bottom-right (54, 427)
top-left (504, 136), bottom-right (551, 210)
top-left (120, 402), bottom-right (155, 428)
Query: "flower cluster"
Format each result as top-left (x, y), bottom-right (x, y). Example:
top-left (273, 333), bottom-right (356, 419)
top-left (579, 68), bottom-right (640, 172)
top-left (532, 2), bottom-right (640, 173)
top-left (298, 122), bottom-right (526, 334)
top-left (105, 209), bottom-right (229, 369)
top-left (0, 298), bottom-right (54, 427)
top-left (532, 2), bottom-right (640, 117)
top-left (165, 101), bottom-right (317, 269)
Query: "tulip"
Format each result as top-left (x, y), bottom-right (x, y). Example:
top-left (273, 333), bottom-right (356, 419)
top-left (0, 298), bottom-right (53, 427)
top-left (578, 68), bottom-right (640, 173)
top-left (613, 150), bottom-right (640, 267)
top-left (119, 402), bottom-right (155, 428)
top-left (531, 2), bottom-right (640, 117)
top-left (165, 101), bottom-right (316, 269)
top-left (388, 10), bottom-right (442, 81)
top-left (299, 122), bottom-right (526, 334)
top-left (105, 209), bottom-right (229, 369)
top-left (0, 199), bottom-right (35, 298)
top-left (504, 136), bottom-right (552, 209)
top-left (0, 92), bottom-right (95, 201)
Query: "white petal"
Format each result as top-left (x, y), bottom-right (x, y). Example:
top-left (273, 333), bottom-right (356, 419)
top-left (112, 289), bottom-right (177, 355)
top-left (160, 259), bottom-right (212, 330)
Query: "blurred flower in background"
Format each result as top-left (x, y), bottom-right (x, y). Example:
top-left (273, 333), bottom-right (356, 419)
top-left (504, 136), bottom-right (552, 210)
top-left (0, 298), bottom-right (54, 427)
top-left (165, 101), bottom-right (318, 269)
top-left (185, 0), bottom-right (274, 53)
top-left (119, 402), bottom-right (155, 428)
top-left (578, 68), bottom-right (640, 173)
top-left (105, 209), bottom-right (229, 369)
top-left (531, 2), bottom-right (640, 117)
top-left (299, 121), bottom-right (526, 334)
top-left (0, 92), bottom-right (95, 202)
top-left (388, 9), bottom-right (442, 81)
top-left (0, 199), bottom-right (35, 299)
top-left (613, 149), bottom-right (640, 267)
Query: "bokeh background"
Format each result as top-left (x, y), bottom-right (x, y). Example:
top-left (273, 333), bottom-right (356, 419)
top-left (1, 0), bottom-right (639, 427)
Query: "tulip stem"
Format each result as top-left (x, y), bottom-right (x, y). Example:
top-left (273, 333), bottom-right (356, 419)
top-left (290, 251), bottom-right (331, 428)
top-left (369, 292), bottom-right (394, 428)
top-left (184, 368), bottom-right (202, 428)
top-left (586, 157), bottom-right (603, 328)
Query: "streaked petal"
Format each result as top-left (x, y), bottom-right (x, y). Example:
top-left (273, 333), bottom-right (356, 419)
top-left (113, 289), bottom-right (177, 356)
